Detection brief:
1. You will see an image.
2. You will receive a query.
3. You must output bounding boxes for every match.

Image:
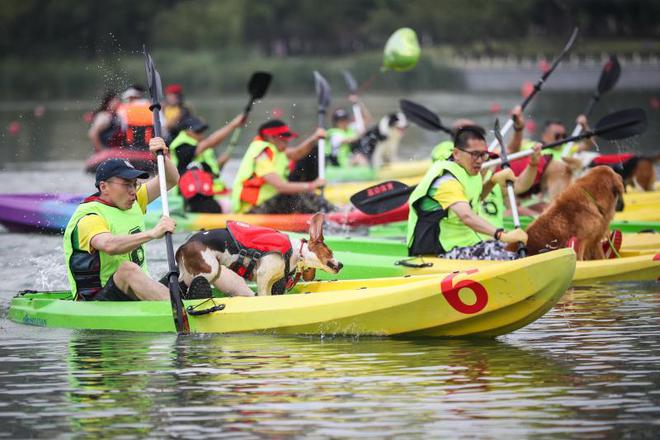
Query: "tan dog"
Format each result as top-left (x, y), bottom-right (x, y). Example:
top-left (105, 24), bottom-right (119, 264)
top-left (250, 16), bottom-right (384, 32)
top-left (515, 166), bottom-right (624, 260)
top-left (175, 213), bottom-right (342, 297)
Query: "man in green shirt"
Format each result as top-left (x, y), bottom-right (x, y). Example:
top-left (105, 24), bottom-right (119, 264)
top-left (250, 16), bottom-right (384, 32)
top-left (63, 137), bottom-right (179, 301)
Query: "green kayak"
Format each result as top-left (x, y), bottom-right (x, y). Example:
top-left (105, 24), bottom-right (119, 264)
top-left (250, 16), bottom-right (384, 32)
top-left (368, 217), bottom-right (660, 238)
top-left (295, 233), bottom-right (660, 284)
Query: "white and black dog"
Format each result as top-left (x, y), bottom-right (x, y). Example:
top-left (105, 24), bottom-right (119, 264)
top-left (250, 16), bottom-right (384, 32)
top-left (352, 111), bottom-right (408, 169)
top-left (175, 213), bottom-right (342, 297)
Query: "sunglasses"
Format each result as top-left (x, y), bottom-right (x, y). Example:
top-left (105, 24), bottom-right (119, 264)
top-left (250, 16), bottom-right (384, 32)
top-left (554, 132), bottom-right (567, 141)
top-left (456, 147), bottom-right (496, 161)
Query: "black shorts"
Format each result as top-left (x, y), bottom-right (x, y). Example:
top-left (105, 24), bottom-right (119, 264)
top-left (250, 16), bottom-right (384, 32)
top-left (94, 274), bottom-right (134, 301)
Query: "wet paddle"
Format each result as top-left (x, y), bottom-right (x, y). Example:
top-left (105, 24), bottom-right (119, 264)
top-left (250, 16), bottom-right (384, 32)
top-left (488, 27), bottom-right (579, 152)
top-left (493, 118), bottom-right (525, 257)
top-left (224, 71), bottom-right (272, 157)
top-left (313, 71), bottom-right (331, 197)
top-left (342, 70), bottom-right (365, 132)
top-left (143, 46), bottom-right (189, 334)
top-left (351, 108), bottom-right (648, 215)
top-left (561, 55), bottom-right (621, 156)
top-left (400, 99), bottom-right (452, 134)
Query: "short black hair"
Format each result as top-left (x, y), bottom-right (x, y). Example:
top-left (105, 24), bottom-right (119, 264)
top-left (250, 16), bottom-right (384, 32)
top-left (453, 125), bottom-right (486, 149)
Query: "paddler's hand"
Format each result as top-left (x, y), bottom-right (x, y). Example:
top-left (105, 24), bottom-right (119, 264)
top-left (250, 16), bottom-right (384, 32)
top-left (499, 229), bottom-right (528, 245)
top-left (529, 143), bottom-right (542, 167)
top-left (313, 128), bottom-right (326, 140)
top-left (490, 168), bottom-right (516, 189)
top-left (348, 93), bottom-right (359, 104)
top-left (576, 114), bottom-right (589, 131)
top-left (149, 137), bottom-right (169, 156)
top-left (149, 216), bottom-right (176, 239)
top-left (230, 113), bottom-right (246, 128)
top-left (309, 178), bottom-right (326, 191)
top-left (511, 105), bottom-right (525, 131)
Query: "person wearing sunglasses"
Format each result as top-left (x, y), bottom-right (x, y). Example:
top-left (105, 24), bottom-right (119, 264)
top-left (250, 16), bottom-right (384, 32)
top-left (63, 137), bottom-right (180, 302)
top-left (511, 114), bottom-right (594, 161)
top-left (232, 119), bottom-right (331, 214)
top-left (407, 125), bottom-right (529, 260)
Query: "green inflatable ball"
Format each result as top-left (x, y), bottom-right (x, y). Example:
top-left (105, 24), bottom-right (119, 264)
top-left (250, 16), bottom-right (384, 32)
top-left (383, 27), bottom-right (421, 72)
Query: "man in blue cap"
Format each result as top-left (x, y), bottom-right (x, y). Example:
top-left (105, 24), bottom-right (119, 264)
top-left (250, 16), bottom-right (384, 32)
top-left (63, 137), bottom-right (179, 301)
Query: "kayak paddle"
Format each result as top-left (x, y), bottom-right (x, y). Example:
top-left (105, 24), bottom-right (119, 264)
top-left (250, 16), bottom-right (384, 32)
top-left (351, 108), bottom-right (647, 215)
top-left (561, 55), bottom-right (621, 156)
top-left (314, 70), bottom-right (331, 196)
top-left (488, 27), bottom-right (579, 152)
top-left (224, 71), bottom-right (273, 158)
top-left (400, 99), bottom-right (452, 134)
top-left (493, 118), bottom-right (525, 257)
top-left (143, 46), bottom-right (190, 334)
top-left (342, 70), bottom-right (366, 132)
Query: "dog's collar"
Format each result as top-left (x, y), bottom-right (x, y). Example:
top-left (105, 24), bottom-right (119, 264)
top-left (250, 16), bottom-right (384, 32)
top-left (286, 239), bottom-right (307, 291)
top-left (581, 188), bottom-right (607, 217)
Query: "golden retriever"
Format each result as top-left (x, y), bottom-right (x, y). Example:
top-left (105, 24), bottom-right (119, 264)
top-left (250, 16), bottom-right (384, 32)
top-left (512, 166), bottom-right (625, 260)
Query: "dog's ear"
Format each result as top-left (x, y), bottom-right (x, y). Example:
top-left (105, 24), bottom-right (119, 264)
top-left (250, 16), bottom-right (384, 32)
top-left (309, 212), bottom-right (325, 242)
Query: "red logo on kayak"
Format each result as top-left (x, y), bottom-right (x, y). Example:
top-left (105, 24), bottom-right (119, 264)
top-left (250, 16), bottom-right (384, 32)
top-left (440, 269), bottom-right (488, 314)
top-left (367, 182), bottom-right (394, 197)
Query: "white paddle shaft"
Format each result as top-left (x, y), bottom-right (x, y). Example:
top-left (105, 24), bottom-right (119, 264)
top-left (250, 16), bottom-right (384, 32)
top-left (482, 148), bottom-right (534, 169)
top-left (561, 124), bottom-right (583, 157)
top-left (156, 154), bottom-right (170, 216)
top-left (318, 139), bottom-right (326, 180)
top-left (352, 103), bottom-right (365, 133)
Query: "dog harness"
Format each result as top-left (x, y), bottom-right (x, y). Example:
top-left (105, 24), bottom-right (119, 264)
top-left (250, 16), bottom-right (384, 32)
top-left (225, 221), bottom-right (303, 293)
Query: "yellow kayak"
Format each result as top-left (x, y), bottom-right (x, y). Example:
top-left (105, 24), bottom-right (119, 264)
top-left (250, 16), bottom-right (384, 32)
top-left (9, 250), bottom-right (575, 337)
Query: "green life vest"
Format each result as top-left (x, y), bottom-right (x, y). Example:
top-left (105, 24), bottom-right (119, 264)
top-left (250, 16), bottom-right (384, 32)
top-left (231, 139), bottom-right (290, 213)
top-left (63, 198), bottom-right (148, 300)
top-left (480, 169), bottom-right (505, 230)
top-left (431, 140), bottom-right (455, 162)
top-left (407, 160), bottom-right (484, 255)
top-left (170, 131), bottom-right (225, 193)
top-left (326, 127), bottom-right (355, 168)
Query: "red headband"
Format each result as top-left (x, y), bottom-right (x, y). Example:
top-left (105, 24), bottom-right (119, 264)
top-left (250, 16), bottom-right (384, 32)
top-left (260, 125), bottom-right (298, 138)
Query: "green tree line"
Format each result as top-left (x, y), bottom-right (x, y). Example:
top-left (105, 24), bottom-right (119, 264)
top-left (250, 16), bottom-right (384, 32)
top-left (2, 0), bottom-right (658, 58)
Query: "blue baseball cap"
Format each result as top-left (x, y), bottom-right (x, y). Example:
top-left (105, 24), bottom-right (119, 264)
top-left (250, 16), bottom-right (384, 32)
top-left (95, 159), bottom-right (149, 187)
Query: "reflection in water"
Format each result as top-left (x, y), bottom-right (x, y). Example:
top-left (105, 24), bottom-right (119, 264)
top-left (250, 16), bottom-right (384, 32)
top-left (0, 281), bottom-right (659, 438)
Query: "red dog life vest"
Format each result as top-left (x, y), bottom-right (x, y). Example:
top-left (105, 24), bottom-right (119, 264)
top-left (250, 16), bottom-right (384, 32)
top-left (226, 221), bottom-right (298, 293)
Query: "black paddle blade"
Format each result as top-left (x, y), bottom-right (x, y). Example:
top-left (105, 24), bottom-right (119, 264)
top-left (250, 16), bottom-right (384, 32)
top-left (342, 70), bottom-right (358, 93)
top-left (492, 118), bottom-right (509, 162)
top-left (248, 71), bottom-right (272, 100)
top-left (350, 180), bottom-right (413, 215)
top-left (597, 55), bottom-right (621, 96)
top-left (313, 71), bottom-right (331, 110)
top-left (143, 46), bottom-right (163, 105)
top-left (399, 99), bottom-right (450, 133)
top-left (595, 108), bottom-right (647, 140)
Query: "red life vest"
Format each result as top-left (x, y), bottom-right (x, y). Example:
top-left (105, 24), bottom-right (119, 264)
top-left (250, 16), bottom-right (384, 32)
top-left (507, 154), bottom-right (552, 197)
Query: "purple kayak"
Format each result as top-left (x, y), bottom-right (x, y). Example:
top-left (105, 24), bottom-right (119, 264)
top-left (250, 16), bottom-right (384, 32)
top-left (0, 193), bottom-right (82, 233)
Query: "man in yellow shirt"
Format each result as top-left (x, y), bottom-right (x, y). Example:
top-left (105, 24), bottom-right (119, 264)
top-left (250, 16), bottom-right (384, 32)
top-left (63, 137), bottom-right (179, 301)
